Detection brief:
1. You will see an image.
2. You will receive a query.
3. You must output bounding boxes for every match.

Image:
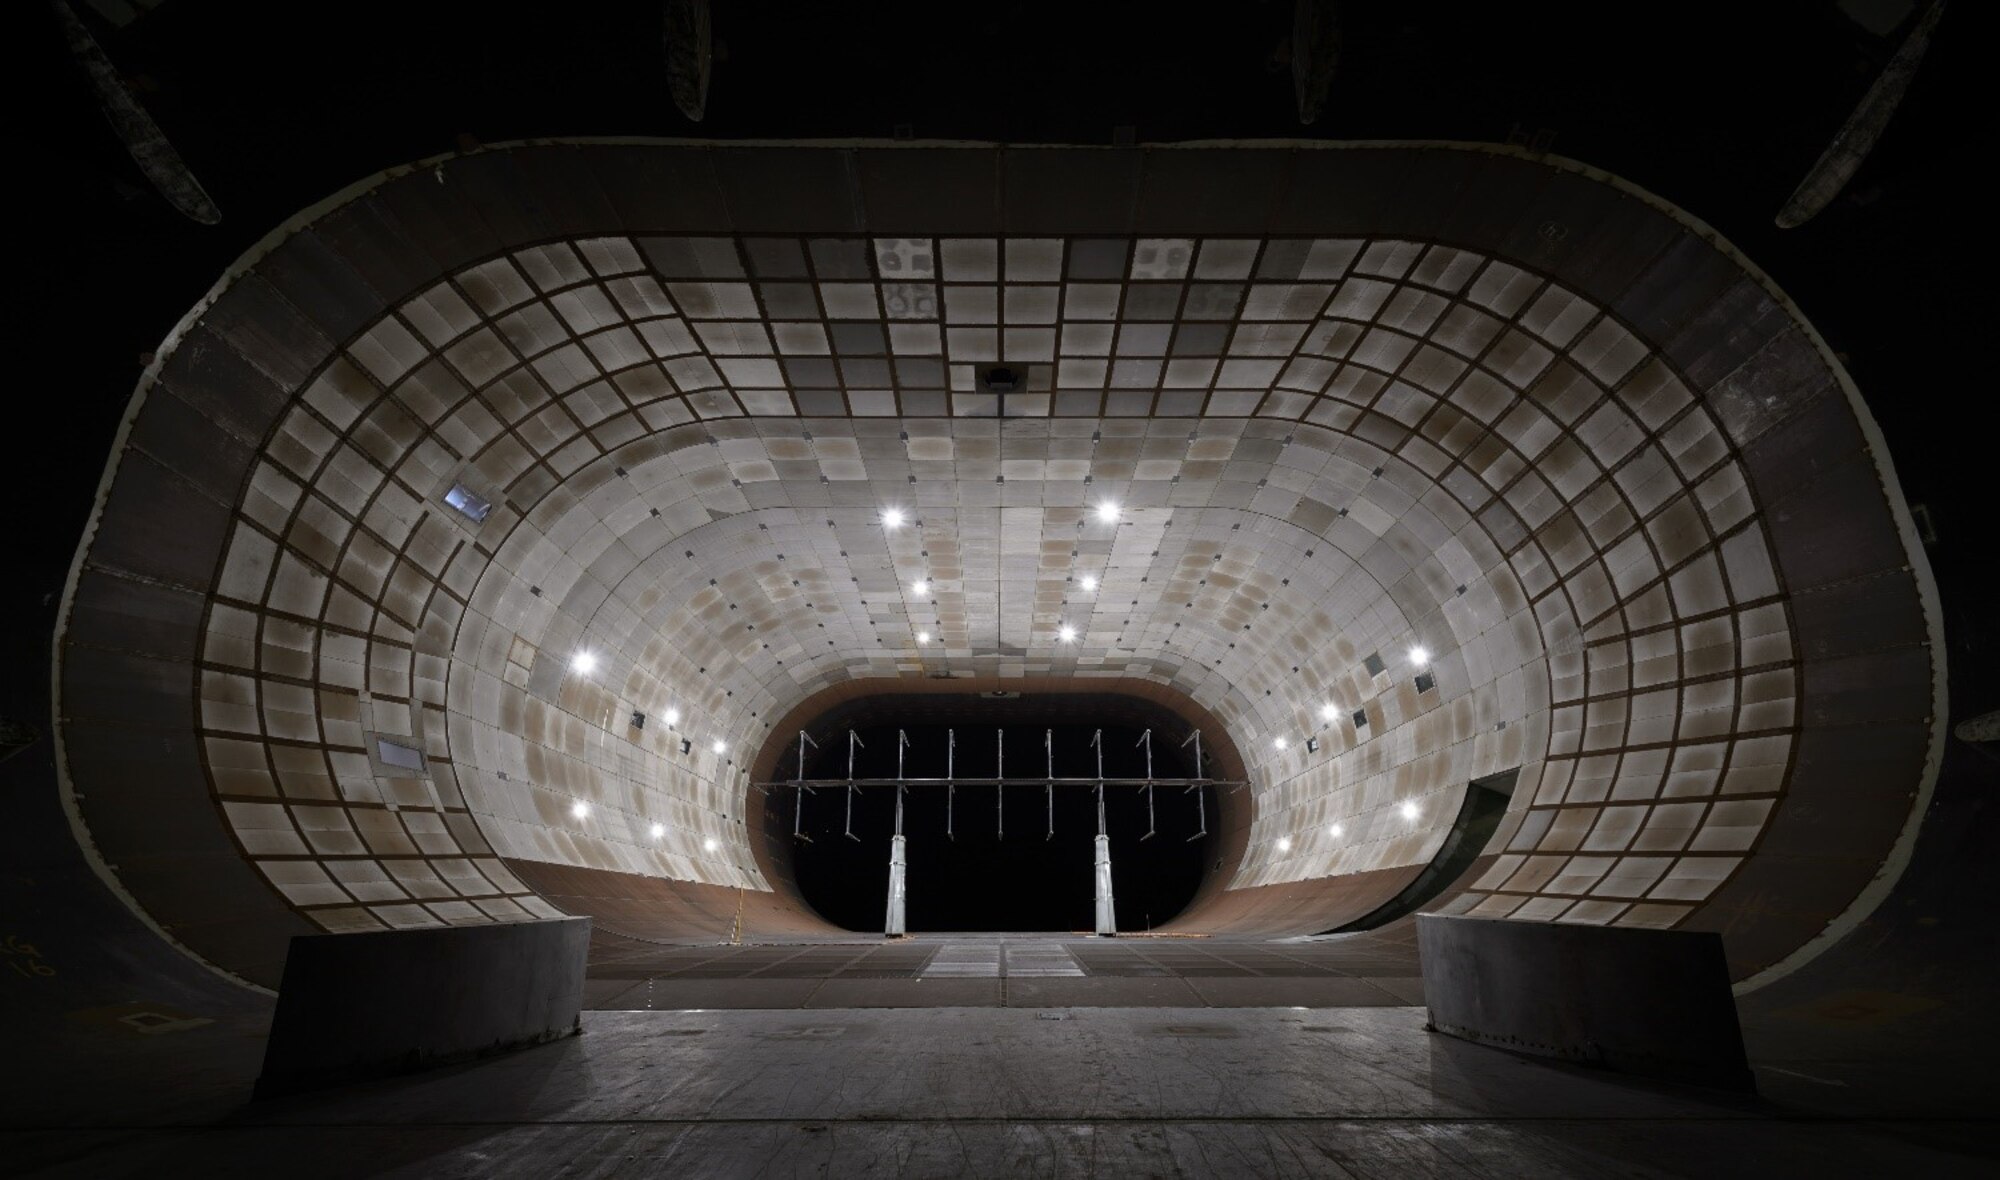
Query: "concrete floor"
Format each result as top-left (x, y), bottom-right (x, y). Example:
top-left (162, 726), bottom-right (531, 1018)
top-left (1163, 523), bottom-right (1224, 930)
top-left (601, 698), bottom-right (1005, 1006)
top-left (583, 934), bottom-right (1426, 1009)
top-left (8, 995), bottom-right (1990, 1178)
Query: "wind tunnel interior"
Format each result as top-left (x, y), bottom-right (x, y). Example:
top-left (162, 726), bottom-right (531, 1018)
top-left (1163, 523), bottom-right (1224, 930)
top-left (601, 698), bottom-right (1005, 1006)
top-left (48, 142), bottom-right (1944, 994)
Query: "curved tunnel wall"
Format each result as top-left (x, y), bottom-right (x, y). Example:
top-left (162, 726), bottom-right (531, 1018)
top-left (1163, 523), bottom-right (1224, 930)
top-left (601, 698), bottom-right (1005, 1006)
top-left (53, 141), bottom-right (1941, 988)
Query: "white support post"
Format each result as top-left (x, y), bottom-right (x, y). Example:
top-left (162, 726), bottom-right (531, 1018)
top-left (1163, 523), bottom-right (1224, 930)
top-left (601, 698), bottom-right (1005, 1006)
top-left (1093, 832), bottom-right (1117, 936)
top-left (1093, 777), bottom-right (1116, 936)
top-left (885, 832), bottom-right (908, 938)
top-left (887, 734), bottom-right (909, 938)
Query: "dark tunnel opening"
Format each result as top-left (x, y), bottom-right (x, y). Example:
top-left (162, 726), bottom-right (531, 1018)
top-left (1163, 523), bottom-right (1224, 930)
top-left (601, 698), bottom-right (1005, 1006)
top-left (782, 721), bottom-right (1218, 932)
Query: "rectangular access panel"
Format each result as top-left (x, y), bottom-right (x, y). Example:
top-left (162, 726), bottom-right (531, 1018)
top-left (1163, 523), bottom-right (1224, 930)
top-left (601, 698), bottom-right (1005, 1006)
top-left (1417, 914), bottom-right (1754, 1091)
top-left (256, 917), bottom-right (590, 1098)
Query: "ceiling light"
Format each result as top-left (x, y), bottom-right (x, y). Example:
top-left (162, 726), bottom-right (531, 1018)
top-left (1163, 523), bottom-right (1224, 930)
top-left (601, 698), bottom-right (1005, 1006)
top-left (663, 707), bottom-right (681, 727)
top-left (650, 823), bottom-right (665, 839)
top-left (1057, 624), bottom-right (1077, 642)
top-left (1320, 703), bottom-right (1338, 722)
top-left (1274, 736), bottom-right (1288, 750)
top-left (571, 651), bottom-right (596, 674)
top-left (882, 508), bottom-right (906, 529)
top-left (1329, 823), bottom-right (1344, 837)
top-left (711, 739), bottom-right (727, 755)
top-left (912, 578), bottom-right (929, 596)
top-left (1079, 574), bottom-right (1098, 592)
top-left (1095, 501), bottom-right (1119, 523)
top-left (1400, 800), bottom-right (1419, 821)
top-left (1408, 645), bottom-right (1430, 667)
top-left (917, 631), bottom-right (931, 645)
top-left (570, 802), bottom-right (589, 819)
top-left (703, 837), bottom-right (719, 853)
top-left (1276, 836), bottom-right (1292, 853)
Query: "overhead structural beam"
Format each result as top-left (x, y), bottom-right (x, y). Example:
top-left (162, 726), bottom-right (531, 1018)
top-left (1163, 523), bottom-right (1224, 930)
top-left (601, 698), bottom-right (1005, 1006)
top-left (661, 0), bottom-right (713, 122)
top-left (52, 0), bottom-right (221, 224)
top-left (1289, 0), bottom-right (1341, 125)
top-left (1777, 0), bottom-right (1946, 228)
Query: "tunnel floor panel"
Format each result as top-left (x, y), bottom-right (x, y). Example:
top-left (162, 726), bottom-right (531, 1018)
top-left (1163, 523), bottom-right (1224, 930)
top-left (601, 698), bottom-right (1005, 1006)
top-left (583, 935), bottom-right (1428, 1009)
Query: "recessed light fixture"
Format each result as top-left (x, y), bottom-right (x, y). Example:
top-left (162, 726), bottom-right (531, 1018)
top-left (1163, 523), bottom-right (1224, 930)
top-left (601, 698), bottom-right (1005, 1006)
top-left (1329, 823), bottom-right (1343, 837)
top-left (1095, 501), bottom-right (1119, 523)
top-left (570, 801), bottom-right (589, 819)
top-left (1080, 574), bottom-right (1098, 592)
top-left (1408, 645), bottom-right (1430, 667)
top-left (711, 739), bottom-right (727, 755)
top-left (703, 837), bottom-right (719, 853)
top-left (1276, 836), bottom-right (1292, 853)
top-left (571, 651), bottom-right (597, 674)
top-left (1057, 624), bottom-right (1077, 642)
top-left (1400, 800), bottom-right (1419, 821)
top-left (650, 823), bottom-right (665, 839)
top-left (882, 508), bottom-right (906, 529)
top-left (917, 631), bottom-right (931, 645)
top-left (1274, 736), bottom-right (1289, 750)
top-left (1319, 703), bottom-right (1338, 722)
top-left (912, 578), bottom-right (929, 596)
top-left (663, 707), bottom-right (681, 727)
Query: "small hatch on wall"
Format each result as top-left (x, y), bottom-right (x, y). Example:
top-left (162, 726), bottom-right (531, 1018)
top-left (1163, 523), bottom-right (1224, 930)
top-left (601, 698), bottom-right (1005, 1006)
top-left (1363, 651), bottom-right (1386, 677)
top-left (1415, 672), bottom-right (1436, 694)
top-left (366, 733), bottom-right (429, 778)
top-left (443, 481), bottom-right (492, 524)
top-left (1352, 709), bottom-right (1369, 729)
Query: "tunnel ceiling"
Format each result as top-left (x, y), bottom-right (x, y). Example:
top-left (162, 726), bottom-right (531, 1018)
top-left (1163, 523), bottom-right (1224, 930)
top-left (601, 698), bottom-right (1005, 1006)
top-left (55, 142), bottom-right (1942, 988)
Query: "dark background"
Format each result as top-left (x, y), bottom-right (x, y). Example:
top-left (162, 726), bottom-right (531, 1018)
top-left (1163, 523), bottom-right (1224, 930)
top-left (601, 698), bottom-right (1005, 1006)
top-left (789, 723), bottom-right (1214, 931)
top-left (9, 1), bottom-right (1989, 938)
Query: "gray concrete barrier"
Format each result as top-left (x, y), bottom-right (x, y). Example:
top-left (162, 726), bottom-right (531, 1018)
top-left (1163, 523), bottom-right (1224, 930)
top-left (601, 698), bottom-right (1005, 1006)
top-left (255, 917), bottom-right (589, 1098)
top-left (1417, 914), bottom-right (1754, 1091)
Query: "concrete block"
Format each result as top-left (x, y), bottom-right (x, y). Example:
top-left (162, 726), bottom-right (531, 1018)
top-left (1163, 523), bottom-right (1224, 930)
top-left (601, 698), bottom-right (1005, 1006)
top-left (256, 917), bottom-right (589, 1098)
top-left (1417, 914), bottom-right (1753, 1091)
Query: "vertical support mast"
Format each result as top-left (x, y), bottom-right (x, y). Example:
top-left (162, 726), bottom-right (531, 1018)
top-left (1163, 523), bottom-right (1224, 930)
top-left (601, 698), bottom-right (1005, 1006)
top-left (845, 729), bottom-right (864, 842)
top-left (996, 727), bottom-right (1004, 840)
top-left (793, 730), bottom-right (817, 843)
top-left (946, 728), bottom-right (955, 841)
top-left (1137, 728), bottom-right (1156, 841)
top-left (1183, 727), bottom-right (1208, 842)
top-left (885, 730), bottom-right (909, 937)
top-left (1045, 728), bottom-right (1054, 841)
top-left (1091, 729), bottom-right (1116, 936)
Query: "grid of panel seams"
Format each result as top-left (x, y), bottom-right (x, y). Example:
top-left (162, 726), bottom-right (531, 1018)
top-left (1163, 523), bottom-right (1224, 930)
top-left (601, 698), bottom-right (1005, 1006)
top-left (195, 232), bottom-right (1795, 933)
